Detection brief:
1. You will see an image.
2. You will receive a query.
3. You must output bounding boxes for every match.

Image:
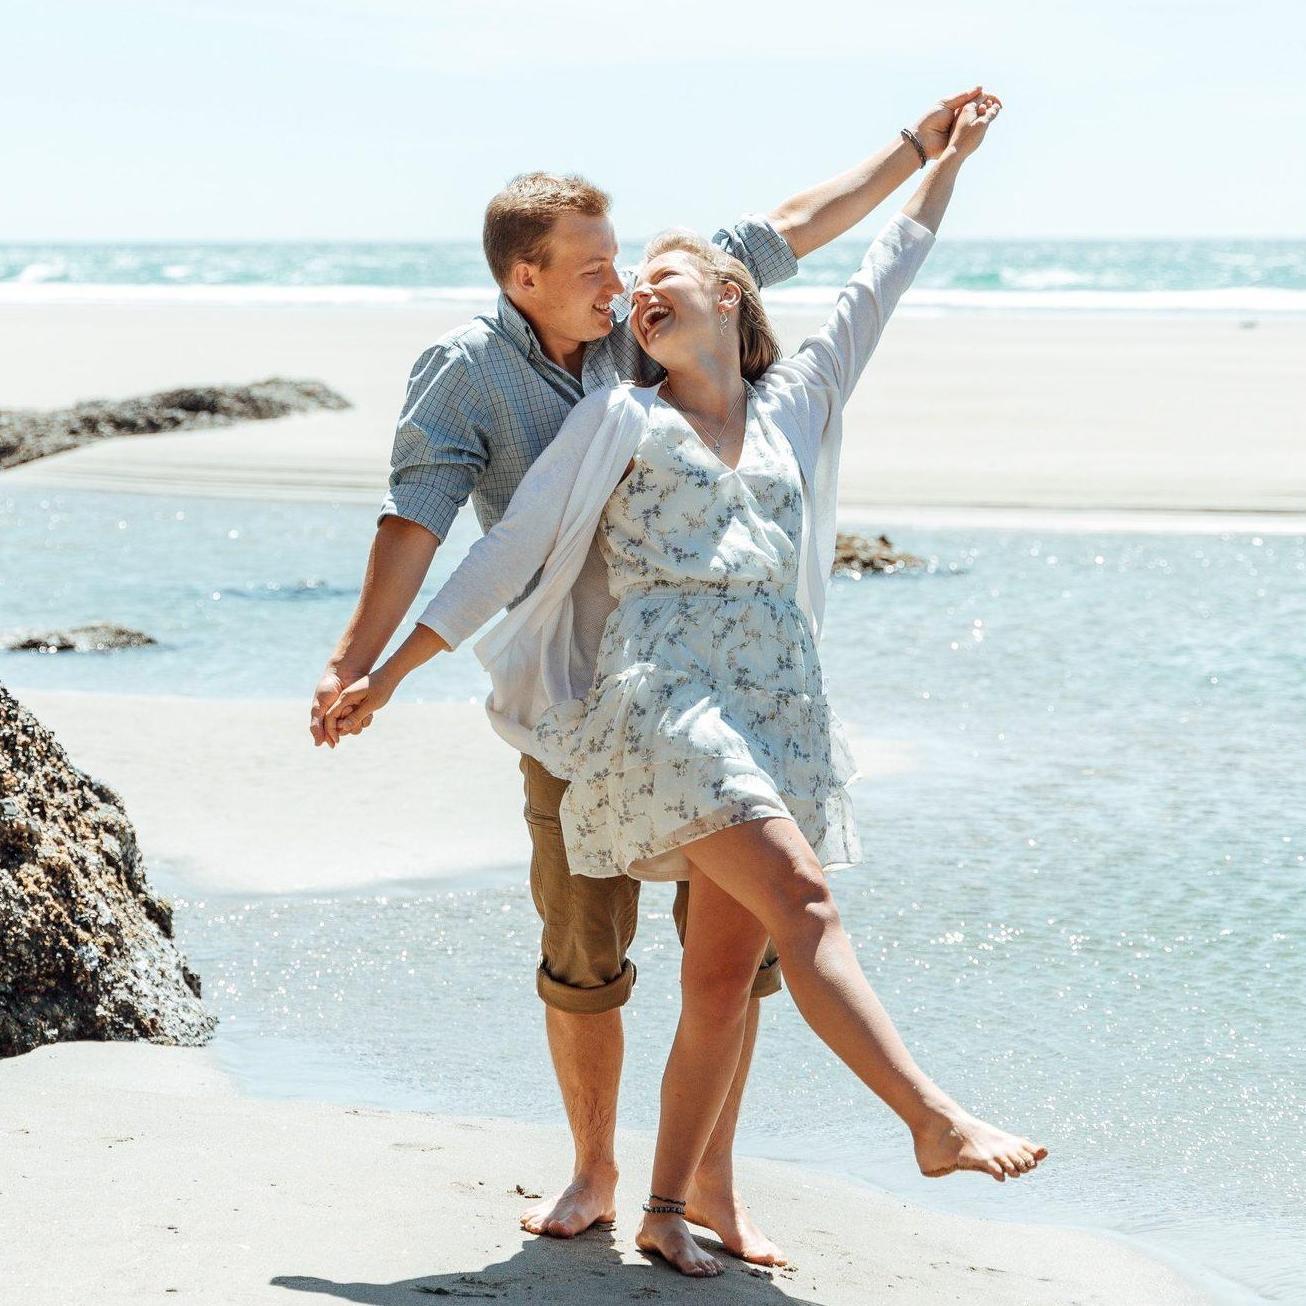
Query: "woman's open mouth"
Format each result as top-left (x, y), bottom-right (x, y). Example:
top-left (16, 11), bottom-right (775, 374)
top-left (640, 303), bottom-right (673, 338)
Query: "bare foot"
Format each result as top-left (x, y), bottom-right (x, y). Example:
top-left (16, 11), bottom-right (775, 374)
top-left (913, 1109), bottom-right (1048, 1182)
top-left (636, 1213), bottom-right (724, 1277)
top-left (519, 1167), bottom-right (618, 1238)
top-left (685, 1177), bottom-right (786, 1266)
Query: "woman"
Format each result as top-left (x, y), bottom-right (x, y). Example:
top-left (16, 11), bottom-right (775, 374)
top-left (327, 95), bottom-right (1045, 1278)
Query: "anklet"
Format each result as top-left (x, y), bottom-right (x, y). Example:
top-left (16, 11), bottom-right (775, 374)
top-left (642, 1192), bottom-right (686, 1215)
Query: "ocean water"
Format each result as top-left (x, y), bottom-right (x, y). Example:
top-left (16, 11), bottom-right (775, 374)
top-left (2, 239), bottom-right (1305, 315)
top-left (2, 485), bottom-right (1303, 1302)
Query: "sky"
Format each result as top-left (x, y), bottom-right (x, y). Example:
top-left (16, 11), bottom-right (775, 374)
top-left (4, 0), bottom-right (1304, 242)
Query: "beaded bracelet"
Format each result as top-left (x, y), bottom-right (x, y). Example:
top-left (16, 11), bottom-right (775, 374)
top-left (642, 1193), bottom-right (687, 1215)
top-left (900, 126), bottom-right (928, 169)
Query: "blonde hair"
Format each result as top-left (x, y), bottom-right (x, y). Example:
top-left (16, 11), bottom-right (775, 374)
top-left (482, 172), bottom-right (611, 286)
top-left (642, 230), bottom-right (781, 381)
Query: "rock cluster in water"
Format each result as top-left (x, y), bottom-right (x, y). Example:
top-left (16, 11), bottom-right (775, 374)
top-left (832, 532), bottom-right (926, 576)
top-left (1, 623), bottom-right (158, 653)
top-left (0, 686), bottom-right (214, 1057)
top-left (0, 377), bottom-right (351, 469)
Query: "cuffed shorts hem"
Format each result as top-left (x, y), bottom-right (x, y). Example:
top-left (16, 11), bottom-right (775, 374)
top-left (750, 951), bottom-right (783, 1000)
top-left (536, 957), bottom-right (638, 1014)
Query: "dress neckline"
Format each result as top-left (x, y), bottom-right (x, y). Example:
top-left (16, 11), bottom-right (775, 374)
top-left (653, 380), bottom-right (754, 475)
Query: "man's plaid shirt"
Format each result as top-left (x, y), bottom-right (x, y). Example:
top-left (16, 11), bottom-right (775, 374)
top-left (379, 214), bottom-right (797, 542)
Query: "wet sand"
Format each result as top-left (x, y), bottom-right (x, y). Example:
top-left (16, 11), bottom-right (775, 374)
top-left (1, 1041), bottom-right (1208, 1306)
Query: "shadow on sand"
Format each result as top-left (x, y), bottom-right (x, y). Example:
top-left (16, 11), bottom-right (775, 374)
top-left (272, 1226), bottom-right (826, 1304)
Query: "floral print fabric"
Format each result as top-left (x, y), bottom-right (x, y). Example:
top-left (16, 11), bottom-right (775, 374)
top-left (532, 391), bottom-right (862, 882)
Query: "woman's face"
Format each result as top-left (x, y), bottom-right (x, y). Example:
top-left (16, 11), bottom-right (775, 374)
top-left (631, 251), bottom-right (732, 369)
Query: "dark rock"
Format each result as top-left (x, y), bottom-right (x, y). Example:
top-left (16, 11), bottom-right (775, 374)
top-left (0, 377), bottom-right (351, 469)
top-left (832, 532), bottom-right (927, 577)
top-left (0, 685), bottom-right (214, 1057)
top-left (1, 623), bottom-right (158, 653)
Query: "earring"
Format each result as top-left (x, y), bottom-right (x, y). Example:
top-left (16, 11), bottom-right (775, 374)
top-left (718, 310), bottom-right (729, 336)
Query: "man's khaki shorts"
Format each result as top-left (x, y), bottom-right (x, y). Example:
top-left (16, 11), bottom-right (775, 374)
top-left (521, 755), bottom-right (782, 1014)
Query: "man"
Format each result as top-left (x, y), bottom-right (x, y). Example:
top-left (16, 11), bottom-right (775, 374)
top-left (311, 88), bottom-right (980, 1265)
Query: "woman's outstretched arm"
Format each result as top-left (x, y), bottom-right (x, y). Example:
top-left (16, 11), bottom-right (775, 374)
top-left (414, 392), bottom-right (614, 652)
top-left (321, 388), bottom-right (617, 742)
top-left (767, 87), bottom-right (986, 257)
top-left (779, 94), bottom-right (1002, 416)
top-left (901, 95), bottom-right (1001, 235)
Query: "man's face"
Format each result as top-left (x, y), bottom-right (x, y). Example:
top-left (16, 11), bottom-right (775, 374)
top-left (513, 213), bottom-right (624, 347)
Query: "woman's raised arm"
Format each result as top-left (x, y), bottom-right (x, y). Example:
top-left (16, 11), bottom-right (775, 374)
top-left (779, 94), bottom-right (1001, 416)
top-left (785, 213), bottom-right (936, 410)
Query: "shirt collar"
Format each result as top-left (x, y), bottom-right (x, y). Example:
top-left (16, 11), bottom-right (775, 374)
top-left (498, 290), bottom-right (631, 394)
top-left (496, 292), bottom-right (541, 359)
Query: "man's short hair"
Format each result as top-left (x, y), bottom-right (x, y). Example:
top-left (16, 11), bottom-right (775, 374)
top-left (482, 172), bottom-right (611, 287)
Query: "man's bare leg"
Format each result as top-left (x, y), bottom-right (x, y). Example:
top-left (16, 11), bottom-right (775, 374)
top-left (519, 1006), bottom-right (622, 1237)
top-left (520, 976), bottom-right (782, 1257)
top-left (685, 998), bottom-right (786, 1265)
top-left (520, 993), bottom-right (777, 1252)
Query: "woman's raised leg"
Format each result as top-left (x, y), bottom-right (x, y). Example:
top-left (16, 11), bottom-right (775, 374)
top-left (683, 817), bottom-right (1048, 1181)
top-left (634, 868), bottom-right (770, 1277)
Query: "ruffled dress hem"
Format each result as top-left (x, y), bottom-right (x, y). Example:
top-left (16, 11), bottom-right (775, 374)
top-left (557, 788), bottom-right (864, 884)
top-left (533, 690), bottom-right (864, 883)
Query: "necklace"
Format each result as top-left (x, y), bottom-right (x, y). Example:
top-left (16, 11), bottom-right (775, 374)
top-left (662, 380), bottom-right (745, 458)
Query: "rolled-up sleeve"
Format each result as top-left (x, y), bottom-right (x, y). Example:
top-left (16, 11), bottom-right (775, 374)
top-left (378, 342), bottom-right (488, 542)
top-left (712, 213), bottom-right (798, 290)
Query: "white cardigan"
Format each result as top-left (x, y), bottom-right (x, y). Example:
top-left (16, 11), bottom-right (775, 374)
top-left (419, 213), bottom-right (936, 755)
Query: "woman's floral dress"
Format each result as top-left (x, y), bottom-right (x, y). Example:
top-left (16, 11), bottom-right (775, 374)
top-left (532, 388), bottom-right (861, 882)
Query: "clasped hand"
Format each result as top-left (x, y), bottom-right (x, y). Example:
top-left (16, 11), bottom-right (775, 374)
top-left (914, 86), bottom-right (1003, 159)
top-left (320, 669), bottom-right (396, 747)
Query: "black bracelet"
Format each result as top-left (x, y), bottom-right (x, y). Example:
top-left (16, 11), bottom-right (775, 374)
top-left (900, 127), bottom-right (928, 169)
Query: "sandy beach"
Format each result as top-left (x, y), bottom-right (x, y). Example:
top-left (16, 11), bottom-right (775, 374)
top-left (1, 1040), bottom-right (1207, 1305)
top-left (3, 301), bottom-right (1303, 516)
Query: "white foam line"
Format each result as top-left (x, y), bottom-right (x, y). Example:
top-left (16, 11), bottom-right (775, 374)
top-left (769, 286), bottom-right (1306, 315)
top-left (0, 283), bottom-right (501, 307)
top-left (2, 282), bottom-right (1305, 316)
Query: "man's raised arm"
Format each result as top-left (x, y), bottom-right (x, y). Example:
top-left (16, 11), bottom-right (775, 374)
top-left (766, 86), bottom-right (983, 258)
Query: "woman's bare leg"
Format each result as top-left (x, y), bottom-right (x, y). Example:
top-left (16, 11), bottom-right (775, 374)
top-left (634, 868), bottom-right (771, 1277)
top-left (684, 995), bottom-right (786, 1266)
top-left (683, 818), bottom-right (1048, 1181)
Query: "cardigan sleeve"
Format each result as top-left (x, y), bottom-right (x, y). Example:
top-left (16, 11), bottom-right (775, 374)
top-left (416, 389), bottom-right (615, 650)
top-left (782, 213), bottom-right (935, 419)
